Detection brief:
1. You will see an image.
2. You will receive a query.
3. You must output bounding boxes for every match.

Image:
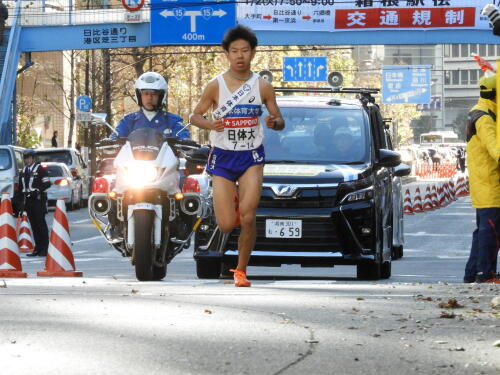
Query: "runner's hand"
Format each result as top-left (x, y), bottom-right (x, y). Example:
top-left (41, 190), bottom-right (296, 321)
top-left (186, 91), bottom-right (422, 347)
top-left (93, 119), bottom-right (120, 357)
top-left (265, 115), bottom-right (277, 129)
top-left (211, 119), bottom-right (224, 132)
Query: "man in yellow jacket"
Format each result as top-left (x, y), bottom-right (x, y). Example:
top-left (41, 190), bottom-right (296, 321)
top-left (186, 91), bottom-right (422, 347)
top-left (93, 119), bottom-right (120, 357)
top-left (464, 75), bottom-right (500, 283)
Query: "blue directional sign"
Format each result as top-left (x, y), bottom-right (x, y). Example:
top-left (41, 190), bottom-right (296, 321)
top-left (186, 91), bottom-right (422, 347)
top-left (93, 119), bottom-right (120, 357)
top-left (382, 65), bottom-right (431, 105)
top-left (76, 95), bottom-right (92, 112)
top-left (150, 0), bottom-right (236, 45)
top-left (283, 57), bottom-right (327, 82)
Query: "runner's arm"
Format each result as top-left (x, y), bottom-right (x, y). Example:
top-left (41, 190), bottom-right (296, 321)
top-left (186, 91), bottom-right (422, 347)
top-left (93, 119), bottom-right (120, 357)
top-left (260, 80), bottom-right (285, 131)
top-left (189, 81), bottom-right (224, 132)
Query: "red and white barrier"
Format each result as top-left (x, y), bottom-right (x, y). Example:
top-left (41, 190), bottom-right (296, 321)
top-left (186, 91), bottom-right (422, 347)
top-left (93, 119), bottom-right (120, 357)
top-left (17, 212), bottom-right (34, 254)
top-left (403, 189), bottom-right (413, 215)
top-left (38, 199), bottom-right (82, 277)
top-left (0, 193), bottom-right (27, 278)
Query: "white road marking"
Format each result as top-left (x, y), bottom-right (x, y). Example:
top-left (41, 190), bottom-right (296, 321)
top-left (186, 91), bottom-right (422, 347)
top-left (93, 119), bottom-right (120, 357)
top-left (72, 218), bottom-right (91, 224)
top-left (406, 233), bottom-right (469, 238)
top-left (72, 235), bottom-right (103, 244)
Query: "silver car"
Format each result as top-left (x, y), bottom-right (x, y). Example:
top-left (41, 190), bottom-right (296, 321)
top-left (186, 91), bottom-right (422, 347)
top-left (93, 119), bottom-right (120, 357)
top-left (43, 162), bottom-right (82, 210)
top-left (35, 148), bottom-right (90, 206)
top-left (0, 145), bottom-right (25, 197)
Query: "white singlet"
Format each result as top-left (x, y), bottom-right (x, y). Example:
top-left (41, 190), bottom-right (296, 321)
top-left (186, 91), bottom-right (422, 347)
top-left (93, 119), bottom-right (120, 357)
top-left (209, 73), bottom-right (264, 151)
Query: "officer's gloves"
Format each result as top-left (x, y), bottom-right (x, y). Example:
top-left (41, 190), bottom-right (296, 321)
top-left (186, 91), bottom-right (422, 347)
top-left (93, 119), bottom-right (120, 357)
top-left (483, 4), bottom-right (500, 36)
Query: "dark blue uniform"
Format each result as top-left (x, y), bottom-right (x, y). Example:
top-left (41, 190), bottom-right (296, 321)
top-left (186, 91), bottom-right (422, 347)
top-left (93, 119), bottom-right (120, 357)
top-left (18, 162), bottom-right (51, 256)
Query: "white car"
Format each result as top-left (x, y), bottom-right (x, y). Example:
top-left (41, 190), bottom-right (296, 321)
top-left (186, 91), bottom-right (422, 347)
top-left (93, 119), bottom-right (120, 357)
top-left (36, 148), bottom-right (90, 206)
top-left (43, 162), bottom-right (81, 210)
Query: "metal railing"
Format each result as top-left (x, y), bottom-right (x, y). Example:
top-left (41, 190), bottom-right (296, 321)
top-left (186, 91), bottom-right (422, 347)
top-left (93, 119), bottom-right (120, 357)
top-left (5, 0), bottom-right (150, 27)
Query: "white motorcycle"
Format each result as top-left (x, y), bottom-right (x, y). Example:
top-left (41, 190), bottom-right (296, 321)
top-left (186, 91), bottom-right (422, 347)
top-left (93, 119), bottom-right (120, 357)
top-left (89, 126), bottom-right (211, 281)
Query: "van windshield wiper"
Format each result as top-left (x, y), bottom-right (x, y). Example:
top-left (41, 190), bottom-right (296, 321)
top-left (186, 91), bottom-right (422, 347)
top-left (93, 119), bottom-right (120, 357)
top-left (266, 160), bottom-right (318, 164)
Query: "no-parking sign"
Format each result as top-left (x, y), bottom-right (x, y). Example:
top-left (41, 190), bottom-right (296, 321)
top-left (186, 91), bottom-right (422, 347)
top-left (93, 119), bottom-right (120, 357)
top-left (121, 0), bottom-right (144, 12)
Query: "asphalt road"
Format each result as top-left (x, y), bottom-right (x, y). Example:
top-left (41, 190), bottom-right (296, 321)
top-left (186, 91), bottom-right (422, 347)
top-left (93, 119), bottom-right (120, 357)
top-left (1, 197), bottom-right (499, 375)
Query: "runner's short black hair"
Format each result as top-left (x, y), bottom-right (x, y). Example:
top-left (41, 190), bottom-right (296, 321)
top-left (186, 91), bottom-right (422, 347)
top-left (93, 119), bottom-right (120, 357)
top-left (222, 25), bottom-right (258, 51)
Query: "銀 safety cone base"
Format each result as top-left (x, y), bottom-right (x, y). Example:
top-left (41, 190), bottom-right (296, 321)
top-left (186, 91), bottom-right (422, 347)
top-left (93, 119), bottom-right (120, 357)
top-left (37, 199), bottom-right (82, 277)
top-left (17, 212), bottom-right (34, 253)
top-left (0, 193), bottom-right (27, 278)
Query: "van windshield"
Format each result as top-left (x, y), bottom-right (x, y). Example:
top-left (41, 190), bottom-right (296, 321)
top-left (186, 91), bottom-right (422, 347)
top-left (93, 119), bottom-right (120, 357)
top-left (262, 107), bottom-right (370, 164)
top-left (36, 151), bottom-right (72, 166)
top-left (0, 149), bottom-right (12, 170)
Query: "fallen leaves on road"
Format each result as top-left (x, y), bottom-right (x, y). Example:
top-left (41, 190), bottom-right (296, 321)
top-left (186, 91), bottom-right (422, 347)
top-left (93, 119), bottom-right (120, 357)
top-left (204, 309), bottom-right (213, 314)
top-left (356, 297), bottom-right (365, 301)
top-left (440, 311), bottom-right (456, 319)
top-left (131, 289), bottom-right (139, 294)
top-left (352, 307), bottom-right (360, 312)
top-left (491, 297), bottom-right (500, 309)
top-left (371, 333), bottom-right (381, 338)
top-left (438, 298), bottom-right (463, 309)
top-left (416, 296), bottom-right (433, 301)
top-left (493, 340), bottom-right (500, 347)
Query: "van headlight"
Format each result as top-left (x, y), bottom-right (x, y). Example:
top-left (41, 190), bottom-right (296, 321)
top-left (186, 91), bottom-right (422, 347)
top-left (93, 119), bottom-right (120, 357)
top-left (341, 186), bottom-right (374, 203)
top-left (339, 177), bottom-right (374, 204)
top-left (125, 165), bottom-right (158, 187)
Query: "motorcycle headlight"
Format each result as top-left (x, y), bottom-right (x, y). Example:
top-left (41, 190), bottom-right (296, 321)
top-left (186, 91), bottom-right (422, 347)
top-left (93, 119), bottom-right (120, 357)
top-left (125, 165), bottom-right (158, 187)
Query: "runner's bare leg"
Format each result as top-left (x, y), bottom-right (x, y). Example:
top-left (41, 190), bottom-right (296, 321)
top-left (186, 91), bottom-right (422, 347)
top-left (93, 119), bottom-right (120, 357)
top-left (212, 176), bottom-right (237, 233)
top-left (235, 164), bottom-right (263, 271)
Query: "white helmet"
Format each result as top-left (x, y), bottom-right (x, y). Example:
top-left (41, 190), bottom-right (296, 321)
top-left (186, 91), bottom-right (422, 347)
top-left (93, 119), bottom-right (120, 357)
top-left (135, 72), bottom-right (167, 111)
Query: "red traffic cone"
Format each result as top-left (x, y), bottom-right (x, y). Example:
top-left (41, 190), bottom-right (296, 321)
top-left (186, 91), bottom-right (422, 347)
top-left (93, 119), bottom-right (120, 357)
top-left (0, 193), bottom-right (27, 278)
top-left (17, 212), bottom-right (34, 253)
top-left (403, 189), bottom-right (413, 215)
top-left (431, 185), bottom-right (440, 209)
top-left (422, 186), bottom-right (434, 211)
top-left (412, 187), bottom-right (423, 213)
top-left (38, 199), bottom-right (82, 277)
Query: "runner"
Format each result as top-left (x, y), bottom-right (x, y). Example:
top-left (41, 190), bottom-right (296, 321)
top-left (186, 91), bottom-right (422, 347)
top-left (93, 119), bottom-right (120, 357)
top-left (190, 25), bottom-right (285, 287)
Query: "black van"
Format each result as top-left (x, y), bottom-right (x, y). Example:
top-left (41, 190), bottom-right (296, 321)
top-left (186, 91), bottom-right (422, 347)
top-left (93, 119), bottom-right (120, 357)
top-left (194, 88), bottom-right (410, 280)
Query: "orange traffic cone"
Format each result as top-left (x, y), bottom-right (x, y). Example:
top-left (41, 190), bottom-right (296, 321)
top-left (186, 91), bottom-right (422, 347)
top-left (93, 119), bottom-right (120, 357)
top-left (17, 212), bottom-right (34, 253)
top-left (412, 187), bottom-right (423, 213)
top-left (403, 189), bottom-right (413, 215)
top-left (37, 199), bottom-right (82, 277)
top-left (422, 186), bottom-right (434, 211)
top-left (0, 193), bottom-right (27, 278)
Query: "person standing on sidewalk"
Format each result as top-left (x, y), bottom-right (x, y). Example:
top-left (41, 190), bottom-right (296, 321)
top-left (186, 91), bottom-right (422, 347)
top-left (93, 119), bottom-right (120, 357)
top-left (464, 75), bottom-right (500, 283)
top-left (18, 150), bottom-right (51, 257)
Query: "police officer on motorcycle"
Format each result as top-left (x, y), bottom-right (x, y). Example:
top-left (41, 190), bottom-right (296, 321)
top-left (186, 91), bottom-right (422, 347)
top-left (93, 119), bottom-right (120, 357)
top-left (18, 149), bottom-right (51, 257)
top-left (106, 72), bottom-right (191, 238)
top-left (111, 71), bottom-right (190, 140)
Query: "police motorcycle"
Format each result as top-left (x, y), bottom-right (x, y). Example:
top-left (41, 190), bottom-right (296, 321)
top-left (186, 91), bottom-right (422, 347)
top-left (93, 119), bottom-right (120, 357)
top-left (88, 116), bottom-right (212, 281)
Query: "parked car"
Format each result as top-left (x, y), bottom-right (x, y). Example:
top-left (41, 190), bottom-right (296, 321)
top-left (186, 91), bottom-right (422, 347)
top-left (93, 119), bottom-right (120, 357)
top-left (35, 148), bottom-right (90, 206)
top-left (194, 88), bottom-right (411, 280)
top-left (0, 145), bottom-right (25, 197)
top-left (43, 162), bottom-right (81, 210)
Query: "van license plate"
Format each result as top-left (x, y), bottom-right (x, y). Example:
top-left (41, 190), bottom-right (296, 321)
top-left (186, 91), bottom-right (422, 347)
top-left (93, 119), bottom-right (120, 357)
top-left (265, 220), bottom-right (302, 238)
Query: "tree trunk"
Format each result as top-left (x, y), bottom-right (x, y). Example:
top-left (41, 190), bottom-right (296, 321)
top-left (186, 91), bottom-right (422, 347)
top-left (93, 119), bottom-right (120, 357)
top-left (67, 50), bottom-right (75, 147)
top-left (102, 48), bottom-right (112, 129)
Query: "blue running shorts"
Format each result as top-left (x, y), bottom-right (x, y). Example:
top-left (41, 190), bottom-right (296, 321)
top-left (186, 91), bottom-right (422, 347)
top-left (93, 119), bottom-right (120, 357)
top-left (206, 145), bottom-right (265, 182)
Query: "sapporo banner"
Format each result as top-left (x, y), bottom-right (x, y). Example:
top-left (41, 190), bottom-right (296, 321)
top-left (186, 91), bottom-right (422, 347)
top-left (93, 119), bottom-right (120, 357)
top-left (237, 0), bottom-right (494, 32)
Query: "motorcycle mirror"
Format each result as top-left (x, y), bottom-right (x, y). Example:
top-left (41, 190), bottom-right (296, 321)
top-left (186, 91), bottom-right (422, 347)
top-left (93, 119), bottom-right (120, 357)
top-left (90, 113), bottom-right (119, 136)
top-left (175, 122), bottom-right (191, 137)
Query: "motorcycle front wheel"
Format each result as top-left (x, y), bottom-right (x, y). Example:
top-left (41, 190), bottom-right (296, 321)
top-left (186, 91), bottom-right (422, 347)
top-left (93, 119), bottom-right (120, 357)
top-left (133, 210), bottom-right (155, 281)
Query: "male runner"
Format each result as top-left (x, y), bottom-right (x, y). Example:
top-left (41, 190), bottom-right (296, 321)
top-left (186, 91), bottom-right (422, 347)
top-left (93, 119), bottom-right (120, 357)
top-left (190, 25), bottom-right (284, 287)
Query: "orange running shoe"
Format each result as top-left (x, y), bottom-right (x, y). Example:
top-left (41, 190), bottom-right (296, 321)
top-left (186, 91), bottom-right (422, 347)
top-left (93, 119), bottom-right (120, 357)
top-left (230, 269), bottom-right (251, 287)
top-left (482, 277), bottom-right (500, 284)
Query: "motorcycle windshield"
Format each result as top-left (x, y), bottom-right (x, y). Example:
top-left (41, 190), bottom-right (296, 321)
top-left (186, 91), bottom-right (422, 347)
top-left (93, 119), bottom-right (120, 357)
top-left (128, 128), bottom-right (164, 161)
